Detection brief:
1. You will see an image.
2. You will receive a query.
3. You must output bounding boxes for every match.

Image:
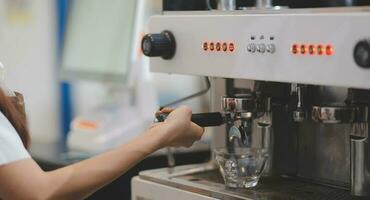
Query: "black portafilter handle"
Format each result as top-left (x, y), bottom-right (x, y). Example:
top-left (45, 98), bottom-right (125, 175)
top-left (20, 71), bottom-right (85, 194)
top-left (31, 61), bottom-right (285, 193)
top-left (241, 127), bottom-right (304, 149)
top-left (191, 112), bottom-right (225, 127)
top-left (156, 112), bottom-right (225, 127)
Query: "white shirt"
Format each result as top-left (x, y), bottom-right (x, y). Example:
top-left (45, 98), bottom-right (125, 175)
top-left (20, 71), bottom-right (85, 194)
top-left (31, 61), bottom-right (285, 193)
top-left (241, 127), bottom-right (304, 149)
top-left (0, 111), bottom-right (30, 165)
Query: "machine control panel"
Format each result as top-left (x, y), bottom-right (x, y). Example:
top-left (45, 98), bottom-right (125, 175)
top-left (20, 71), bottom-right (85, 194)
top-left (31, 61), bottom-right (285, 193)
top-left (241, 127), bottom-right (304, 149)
top-left (146, 9), bottom-right (370, 89)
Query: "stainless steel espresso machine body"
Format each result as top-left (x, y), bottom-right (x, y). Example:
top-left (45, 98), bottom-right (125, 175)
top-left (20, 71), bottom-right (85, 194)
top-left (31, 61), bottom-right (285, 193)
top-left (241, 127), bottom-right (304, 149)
top-left (132, 6), bottom-right (370, 200)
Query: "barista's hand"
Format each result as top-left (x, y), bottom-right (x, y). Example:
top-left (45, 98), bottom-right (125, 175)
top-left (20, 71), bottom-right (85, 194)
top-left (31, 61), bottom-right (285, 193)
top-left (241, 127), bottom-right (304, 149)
top-left (152, 106), bottom-right (204, 148)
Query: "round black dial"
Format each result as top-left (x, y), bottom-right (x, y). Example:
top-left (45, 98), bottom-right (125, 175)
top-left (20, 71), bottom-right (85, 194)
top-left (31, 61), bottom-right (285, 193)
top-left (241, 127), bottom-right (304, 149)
top-left (354, 40), bottom-right (370, 69)
top-left (141, 31), bottom-right (176, 60)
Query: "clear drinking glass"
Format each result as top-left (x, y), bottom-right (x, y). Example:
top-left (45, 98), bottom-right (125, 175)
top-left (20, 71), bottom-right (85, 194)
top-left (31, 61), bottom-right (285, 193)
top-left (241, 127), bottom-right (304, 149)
top-left (215, 148), bottom-right (268, 188)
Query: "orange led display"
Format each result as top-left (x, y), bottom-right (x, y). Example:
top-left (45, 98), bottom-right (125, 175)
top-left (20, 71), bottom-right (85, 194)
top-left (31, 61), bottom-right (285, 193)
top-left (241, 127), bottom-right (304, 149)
top-left (216, 42), bottom-right (221, 51)
top-left (291, 44), bottom-right (298, 54)
top-left (300, 44), bottom-right (307, 55)
top-left (209, 42), bottom-right (215, 51)
top-left (202, 41), bottom-right (236, 53)
top-left (325, 45), bottom-right (334, 55)
top-left (308, 45), bottom-right (316, 55)
top-left (317, 45), bottom-right (324, 55)
top-left (222, 42), bottom-right (228, 52)
top-left (291, 43), bottom-right (334, 56)
top-left (203, 42), bottom-right (208, 51)
top-left (229, 42), bottom-right (235, 52)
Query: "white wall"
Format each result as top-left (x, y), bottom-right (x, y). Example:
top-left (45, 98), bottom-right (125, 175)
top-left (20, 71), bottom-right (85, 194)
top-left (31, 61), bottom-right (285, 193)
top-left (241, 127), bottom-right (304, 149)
top-left (0, 0), bottom-right (59, 142)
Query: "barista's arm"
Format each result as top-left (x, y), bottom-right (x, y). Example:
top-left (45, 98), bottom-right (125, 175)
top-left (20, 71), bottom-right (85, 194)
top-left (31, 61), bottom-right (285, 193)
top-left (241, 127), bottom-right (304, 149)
top-left (0, 106), bottom-right (204, 200)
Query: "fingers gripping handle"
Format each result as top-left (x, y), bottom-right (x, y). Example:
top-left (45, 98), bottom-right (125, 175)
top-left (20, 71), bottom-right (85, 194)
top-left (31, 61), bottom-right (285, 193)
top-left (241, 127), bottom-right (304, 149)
top-left (156, 112), bottom-right (225, 127)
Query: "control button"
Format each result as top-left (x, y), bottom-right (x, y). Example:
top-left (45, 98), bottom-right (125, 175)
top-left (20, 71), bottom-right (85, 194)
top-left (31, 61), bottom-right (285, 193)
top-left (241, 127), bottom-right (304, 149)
top-left (257, 44), bottom-right (266, 53)
top-left (266, 44), bottom-right (275, 53)
top-left (141, 31), bottom-right (176, 60)
top-left (354, 40), bottom-right (370, 69)
top-left (247, 43), bottom-right (256, 53)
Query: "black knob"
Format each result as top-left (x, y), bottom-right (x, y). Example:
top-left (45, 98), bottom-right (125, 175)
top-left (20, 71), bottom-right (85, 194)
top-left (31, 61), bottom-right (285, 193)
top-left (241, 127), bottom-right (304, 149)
top-left (141, 31), bottom-right (176, 60)
top-left (354, 40), bottom-right (370, 69)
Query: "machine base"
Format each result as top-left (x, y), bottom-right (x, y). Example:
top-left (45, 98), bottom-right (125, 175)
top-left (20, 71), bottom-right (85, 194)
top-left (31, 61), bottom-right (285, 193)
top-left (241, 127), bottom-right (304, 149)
top-left (132, 163), bottom-right (366, 200)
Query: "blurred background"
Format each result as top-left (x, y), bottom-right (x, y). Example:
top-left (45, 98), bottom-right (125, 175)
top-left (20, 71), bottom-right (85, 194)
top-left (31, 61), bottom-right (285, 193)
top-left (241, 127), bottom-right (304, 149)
top-left (0, 0), bottom-right (369, 199)
top-left (0, 0), bottom-right (58, 142)
top-left (0, 0), bottom-right (209, 147)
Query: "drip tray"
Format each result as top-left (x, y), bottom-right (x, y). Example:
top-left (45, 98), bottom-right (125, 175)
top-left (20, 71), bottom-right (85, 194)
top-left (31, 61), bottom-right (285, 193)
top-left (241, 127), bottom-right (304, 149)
top-left (139, 163), bottom-right (366, 200)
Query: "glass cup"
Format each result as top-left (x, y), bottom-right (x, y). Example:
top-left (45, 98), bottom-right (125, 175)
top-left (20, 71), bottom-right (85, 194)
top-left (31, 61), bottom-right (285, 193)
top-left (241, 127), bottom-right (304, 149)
top-left (215, 147), bottom-right (268, 188)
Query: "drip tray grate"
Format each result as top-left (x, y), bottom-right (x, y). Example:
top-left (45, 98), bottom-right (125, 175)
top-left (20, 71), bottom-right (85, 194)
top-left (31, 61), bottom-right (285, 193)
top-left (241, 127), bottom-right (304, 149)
top-left (180, 170), bottom-right (364, 200)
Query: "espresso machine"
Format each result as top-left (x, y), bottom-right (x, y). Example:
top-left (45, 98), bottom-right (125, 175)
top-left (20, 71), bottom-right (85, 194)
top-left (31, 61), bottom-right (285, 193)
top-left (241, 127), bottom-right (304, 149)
top-left (132, 1), bottom-right (370, 199)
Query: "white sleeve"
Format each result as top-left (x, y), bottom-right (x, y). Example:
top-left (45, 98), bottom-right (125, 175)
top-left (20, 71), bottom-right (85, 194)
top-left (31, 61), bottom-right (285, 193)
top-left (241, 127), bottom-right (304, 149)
top-left (0, 112), bottom-right (30, 165)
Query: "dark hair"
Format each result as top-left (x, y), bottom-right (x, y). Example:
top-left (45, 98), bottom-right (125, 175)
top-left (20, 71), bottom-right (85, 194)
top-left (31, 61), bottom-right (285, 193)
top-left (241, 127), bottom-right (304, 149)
top-left (0, 89), bottom-right (30, 149)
